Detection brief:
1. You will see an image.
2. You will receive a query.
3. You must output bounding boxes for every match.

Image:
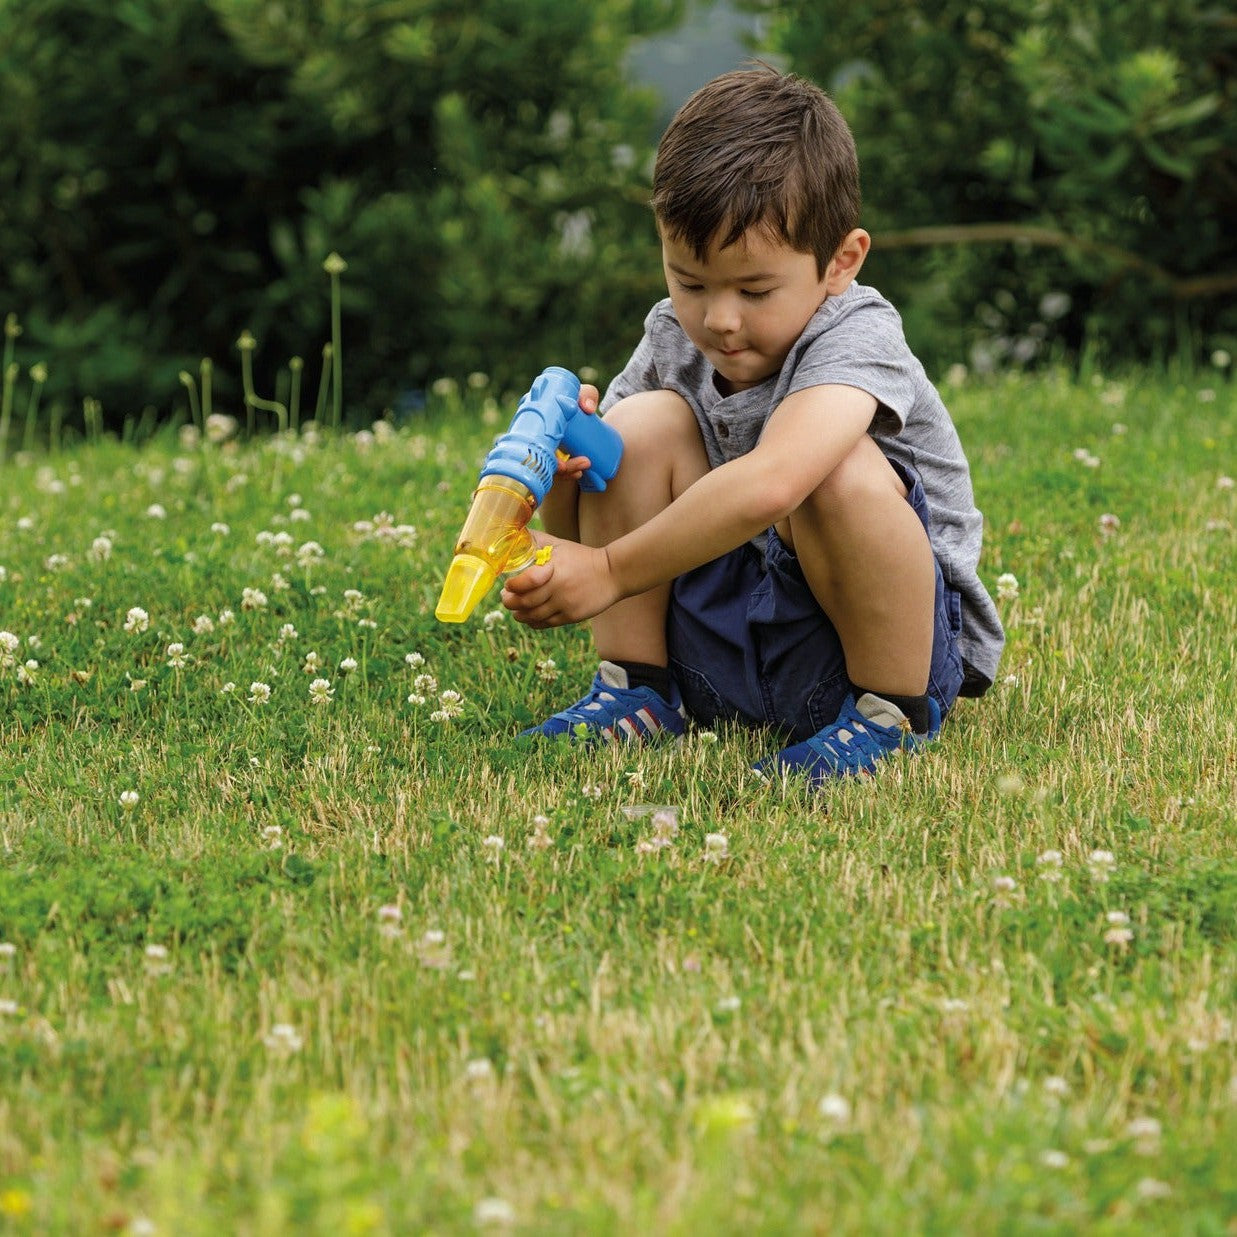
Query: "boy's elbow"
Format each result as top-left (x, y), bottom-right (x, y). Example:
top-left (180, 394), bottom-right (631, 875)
top-left (741, 472), bottom-right (805, 527)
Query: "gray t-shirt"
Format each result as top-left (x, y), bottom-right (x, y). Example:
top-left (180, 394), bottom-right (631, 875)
top-left (600, 282), bottom-right (1004, 694)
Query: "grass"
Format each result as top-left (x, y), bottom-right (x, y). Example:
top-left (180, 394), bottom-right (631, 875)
top-left (0, 366), bottom-right (1234, 1234)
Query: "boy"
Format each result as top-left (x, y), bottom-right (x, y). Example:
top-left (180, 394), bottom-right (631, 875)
top-left (501, 66), bottom-right (1004, 783)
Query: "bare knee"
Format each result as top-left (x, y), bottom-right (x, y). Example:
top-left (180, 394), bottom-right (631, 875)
top-left (779, 437), bottom-right (909, 549)
top-left (604, 390), bottom-right (708, 494)
top-left (813, 436), bottom-right (907, 512)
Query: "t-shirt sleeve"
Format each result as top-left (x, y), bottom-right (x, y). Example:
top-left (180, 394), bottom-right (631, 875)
top-left (785, 298), bottom-right (922, 436)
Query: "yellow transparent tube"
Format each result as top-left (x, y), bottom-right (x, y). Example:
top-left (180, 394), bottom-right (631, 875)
top-left (435, 478), bottom-right (538, 623)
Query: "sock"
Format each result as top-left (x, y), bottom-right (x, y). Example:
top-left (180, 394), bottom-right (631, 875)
top-left (614, 660), bottom-right (674, 701)
top-left (852, 686), bottom-right (932, 735)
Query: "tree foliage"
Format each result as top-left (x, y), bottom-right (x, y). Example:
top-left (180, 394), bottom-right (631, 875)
top-left (756, 0), bottom-right (1237, 370)
top-left (0, 0), bottom-right (682, 421)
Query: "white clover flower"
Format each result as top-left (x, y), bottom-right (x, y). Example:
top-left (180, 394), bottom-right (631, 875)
top-left (481, 835), bottom-right (505, 861)
top-left (123, 607), bottom-right (150, 633)
top-left (277, 623), bottom-right (297, 642)
top-left (1106, 910), bottom-right (1131, 926)
top-left (309, 678), bottom-right (334, 705)
top-left (993, 874), bottom-right (1017, 893)
top-left (405, 651), bottom-right (425, 669)
top-left (473, 1197), bottom-right (516, 1228)
top-left (1135, 1178), bottom-right (1172, 1200)
top-left (262, 824), bottom-right (283, 849)
top-left (1040, 1149), bottom-right (1069, 1170)
top-left (119, 790), bottom-right (140, 810)
top-left (248, 682), bottom-right (272, 705)
top-left (1098, 512), bottom-right (1121, 535)
top-left (146, 503), bottom-right (167, 519)
top-left (0, 943), bottom-right (15, 959)
top-left (296, 541), bottom-right (325, 567)
top-left (818, 1093), bottom-right (852, 1123)
top-left (127, 674), bottom-right (147, 693)
top-left (1072, 448), bottom-right (1101, 469)
top-left (192, 614), bottom-right (215, 635)
top-left (996, 572), bottom-right (1020, 601)
top-left (210, 521), bottom-right (230, 536)
top-left (1043, 1075), bottom-right (1070, 1099)
top-left (270, 572), bottom-right (290, 592)
top-left (16, 660), bottom-right (38, 685)
top-left (536, 657), bottom-right (559, 683)
top-left (1217, 475), bottom-right (1234, 491)
top-left (90, 535), bottom-right (113, 561)
top-left (0, 999), bottom-right (18, 1016)
top-left (1105, 926), bottom-right (1134, 946)
top-left (413, 673), bottom-right (438, 695)
top-left (651, 808), bottom-right (679, 842)
top-left (166, 642), bottom-right (187, 669)
top-left (263, 1023), bottom-right (303, 1054)
top-left (1126, 1116), bottom-right (1162, 1147)
top-left (482, 609), bottom-right (505, 630)
top-left (1088, 849), bottom-right (1116, 881)
top-left (339, 657), bottom-right (358, 673)
top-left (144, 943), bottom-right (168, 961)
top-left (241, 587), bottom-right (268, 611)
top-left (715, 995), bottom-right (742, 1014)
top-left (221, 682), bottom-right (236, 694)
top-left (343, 588), bottom-right (364, 607)
top-left (217, 608), bottom-right (235, 626)
top-left (703, 832), bottom-right (729, 863)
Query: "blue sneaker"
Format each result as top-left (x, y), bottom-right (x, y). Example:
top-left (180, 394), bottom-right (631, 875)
top-left (520, 660), bottom-right (687, 744)
top-left (754, 692), bottom-right (941, 785)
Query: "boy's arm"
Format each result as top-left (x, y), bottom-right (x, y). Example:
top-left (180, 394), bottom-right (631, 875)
top-left (504, 384), bottom-right (877, 627)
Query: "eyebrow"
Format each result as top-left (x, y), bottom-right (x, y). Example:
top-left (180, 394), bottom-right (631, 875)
top-left (666, 262), bottom-right (779, 284)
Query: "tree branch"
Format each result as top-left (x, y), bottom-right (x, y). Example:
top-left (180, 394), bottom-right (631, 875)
top-left (876, 223), bottom-right (1237, 300)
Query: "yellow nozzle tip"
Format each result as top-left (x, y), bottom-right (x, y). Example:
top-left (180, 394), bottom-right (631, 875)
top-left (435, 554), bottom-right (498, 623)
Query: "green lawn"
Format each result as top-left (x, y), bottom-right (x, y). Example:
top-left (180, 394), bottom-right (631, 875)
top-left (1, 367), bottom-right (1234, 1234)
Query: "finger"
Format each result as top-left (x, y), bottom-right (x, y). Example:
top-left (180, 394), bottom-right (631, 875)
top-left (578, 384), bottom-right (600, 413)
top-left (502, 562), bottom-right (553, 594)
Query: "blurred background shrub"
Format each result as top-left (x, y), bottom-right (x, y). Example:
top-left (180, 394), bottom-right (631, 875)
top-left (759, 0), bottom-right (1237, 373)
top-left (1, 0), bottom-right (1232, 429)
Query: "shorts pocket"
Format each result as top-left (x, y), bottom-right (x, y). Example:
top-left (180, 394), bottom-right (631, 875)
top-left (928, 584), bottom-right (965, 712)
top-left (669, 658), bottom-right (730, 728)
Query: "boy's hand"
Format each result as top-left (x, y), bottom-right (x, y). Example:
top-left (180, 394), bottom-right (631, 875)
top-left (554, 383), bottom-right (602, 482)
top-left (501, 533), bottom-right (619, 628)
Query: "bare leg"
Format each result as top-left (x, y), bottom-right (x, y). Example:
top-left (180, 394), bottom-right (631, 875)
top-left (777, 436), bottom-right (935, 697)
top-left (578, 391), bottom-right (710, 666)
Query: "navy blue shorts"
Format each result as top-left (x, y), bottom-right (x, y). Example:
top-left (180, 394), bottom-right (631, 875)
top-left (666, 464), bottom-right (965, 744)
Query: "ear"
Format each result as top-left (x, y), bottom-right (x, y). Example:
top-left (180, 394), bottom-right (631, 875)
top-left (824, 229), bottom-right (871, 296)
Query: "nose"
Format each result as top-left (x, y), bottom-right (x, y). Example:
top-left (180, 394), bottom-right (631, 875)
top-left (703, 293), bottom-right (741, 338)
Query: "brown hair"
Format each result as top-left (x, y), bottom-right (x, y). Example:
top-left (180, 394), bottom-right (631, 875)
top-left (651, 65), bottom-right (860, 276)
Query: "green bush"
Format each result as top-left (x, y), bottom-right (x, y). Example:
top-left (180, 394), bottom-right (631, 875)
top-left (757, 0), bottom-right (1237, 372)
top-left (0, 0), bottom-right (683, 426)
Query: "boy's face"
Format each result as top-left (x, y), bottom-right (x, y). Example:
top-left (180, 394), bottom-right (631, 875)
top-left (660, 226), bottom-right (832, 394)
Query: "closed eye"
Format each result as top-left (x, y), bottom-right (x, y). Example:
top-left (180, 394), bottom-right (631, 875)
top-left (741, 288), bottom-right (773, 301)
